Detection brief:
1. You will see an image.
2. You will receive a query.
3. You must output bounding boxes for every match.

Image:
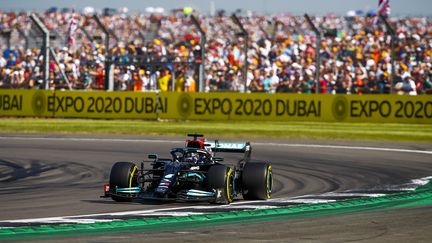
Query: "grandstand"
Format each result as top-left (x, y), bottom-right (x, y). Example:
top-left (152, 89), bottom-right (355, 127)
top-left (0, 8), bottom-right (431, 94)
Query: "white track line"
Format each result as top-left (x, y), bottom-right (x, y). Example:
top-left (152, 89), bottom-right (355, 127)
top-left (1, 136), bottom-right (431, 155)
top-left (0, 202), bottom-right (269, 224)
top-left (0, 136), bottom-right (182, 144)
top-left (258, 143), bottom-right (432, 155)
top-left (318, 193), bottom-right (386, 198)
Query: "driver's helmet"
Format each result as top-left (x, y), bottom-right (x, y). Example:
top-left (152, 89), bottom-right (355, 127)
top-left (184, 151), bottom-right (205, 164)
top-left (184, 152), bottom-right (198, 163)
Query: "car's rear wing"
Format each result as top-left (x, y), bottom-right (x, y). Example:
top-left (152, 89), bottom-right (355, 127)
top-left (207, 140), bottom-right (251, 163)
top-left (208, 141), bottom-right (249, 153)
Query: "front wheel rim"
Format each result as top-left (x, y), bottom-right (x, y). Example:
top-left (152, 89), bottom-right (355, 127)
top-left (266, 165), bottom-right (273, 199)
top-left (226, 168), bottom-right (235, 203)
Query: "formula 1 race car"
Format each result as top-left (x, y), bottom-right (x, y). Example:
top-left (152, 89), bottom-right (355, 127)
top-left (102, 134), bottom-right (272, 204)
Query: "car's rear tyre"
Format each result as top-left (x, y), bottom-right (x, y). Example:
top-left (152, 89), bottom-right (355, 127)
top-left (207, 164), bottom-right (235, 204)
top-left (242, 162), bottom-right (272, 200)
top-left (109, 162), bottom-right (138, 202)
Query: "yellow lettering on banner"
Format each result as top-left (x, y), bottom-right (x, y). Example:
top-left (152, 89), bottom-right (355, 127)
top-left (50, 91), bottom-right (161, 119)
top-left (160, 92), bottom-right (328, 121)
top-left (338, 95), bottom-right (432, 123)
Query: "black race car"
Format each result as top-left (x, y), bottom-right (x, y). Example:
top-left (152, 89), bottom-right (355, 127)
top-left (102, 134), bottom-right (272, 204)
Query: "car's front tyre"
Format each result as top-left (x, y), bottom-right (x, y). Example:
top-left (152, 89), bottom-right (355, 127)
top-left (109, 162), bottom-right (138, 202)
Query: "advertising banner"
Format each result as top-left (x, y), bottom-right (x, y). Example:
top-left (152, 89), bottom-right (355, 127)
top-left (159, 92), bottom-right (432, 124)
top-left (1, 90), bottom-right (431, 124)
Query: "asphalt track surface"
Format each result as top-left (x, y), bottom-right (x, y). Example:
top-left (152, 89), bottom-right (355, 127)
top-left (0, 134), bottom-right (431, 242)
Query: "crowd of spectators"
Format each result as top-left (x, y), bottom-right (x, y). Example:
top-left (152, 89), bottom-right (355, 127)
top-left (0, 9), bottom-right (431, 94)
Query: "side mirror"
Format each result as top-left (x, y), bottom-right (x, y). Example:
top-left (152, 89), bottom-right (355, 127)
top-left (148, 154), bottom-right (158, 160)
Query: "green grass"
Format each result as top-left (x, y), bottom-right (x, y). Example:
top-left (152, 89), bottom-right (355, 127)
top-left (0, 118), bottom-right (431, 142)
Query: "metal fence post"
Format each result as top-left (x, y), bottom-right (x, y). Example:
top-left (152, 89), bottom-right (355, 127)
top-left (171, 66), bottom-right (176, 92)
top-left (93, 14), bottom-right (111, 91)
top-left (49, 47), bottom-right (72, 90)
top-left (79, 26), bottom-right (94, 43)
top-left (190, 15), bottom-right (206, 92)
top-left (231, 14), bottom-right (249, 93)
top-left (380, 15), bottom-right (396, 94)
top-left (132, 17), bottom-right (146, 41)
top-left (15, 26), bottom-right (29, 50)
top-left (304, 14), bottom-right (321, 94)
top-left (30, 13), bottom-right (50, 90)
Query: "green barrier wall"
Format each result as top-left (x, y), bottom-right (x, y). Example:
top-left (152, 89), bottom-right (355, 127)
top-left (1, 90), bottom-right (431, 123)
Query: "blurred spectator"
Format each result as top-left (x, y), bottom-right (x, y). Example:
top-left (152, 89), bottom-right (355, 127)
top-left (0, 9), bottom-right (430, 95)
top-left (395, 72), bottom-right (417, 95)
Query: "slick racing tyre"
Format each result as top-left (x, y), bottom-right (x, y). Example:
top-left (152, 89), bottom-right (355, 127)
top-left (242, 162), bottom-right (272, 200)
top-left (109, 162), bottom-right (138, 202)
top-left (207, 165), bottom-right (235, 204)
